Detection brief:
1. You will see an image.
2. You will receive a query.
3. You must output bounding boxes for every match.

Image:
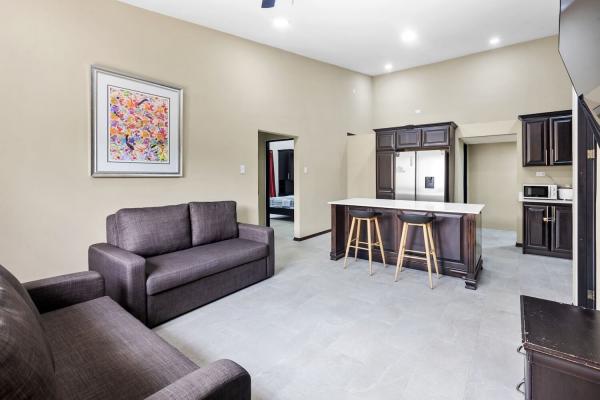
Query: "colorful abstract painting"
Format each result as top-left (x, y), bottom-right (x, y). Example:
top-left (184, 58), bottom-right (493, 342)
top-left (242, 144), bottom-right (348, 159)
top-left (108, 86), bottom-right (170, 163)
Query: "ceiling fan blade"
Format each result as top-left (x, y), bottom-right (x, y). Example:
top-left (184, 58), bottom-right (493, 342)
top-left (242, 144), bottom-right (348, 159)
top-left (261, 0), bottom-right (276, 8)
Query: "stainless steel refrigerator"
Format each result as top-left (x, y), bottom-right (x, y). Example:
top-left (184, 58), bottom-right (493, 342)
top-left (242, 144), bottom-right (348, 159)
top-left (394, 150), bottom-right (447, 202)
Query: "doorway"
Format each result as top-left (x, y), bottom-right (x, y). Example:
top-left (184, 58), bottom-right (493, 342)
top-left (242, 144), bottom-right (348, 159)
top-left (266, 139), bottom-right (295, 232)
top-left (257, 131), bottom-right (296, 240)
top-left (466, 141), bottom-right (518, 231)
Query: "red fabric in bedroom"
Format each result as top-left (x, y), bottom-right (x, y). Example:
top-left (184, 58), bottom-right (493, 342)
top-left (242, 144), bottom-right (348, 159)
top-left (268, 150), bottom-right (276, 197)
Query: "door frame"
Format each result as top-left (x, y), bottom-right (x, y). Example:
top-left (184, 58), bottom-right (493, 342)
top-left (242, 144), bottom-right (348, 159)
top-left (265, 138), bottom-right (295, 227)
top-left (577, 96), bottom-right (598, 308)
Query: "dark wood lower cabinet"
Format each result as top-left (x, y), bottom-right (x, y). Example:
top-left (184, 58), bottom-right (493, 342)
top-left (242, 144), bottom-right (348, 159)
top-left (520, 296), bottom-right (600, 399)
top-left (523, 202), bottom-right (572, 259)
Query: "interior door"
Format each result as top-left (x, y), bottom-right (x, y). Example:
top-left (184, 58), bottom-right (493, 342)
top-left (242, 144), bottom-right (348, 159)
top-left (394, 152), bottom-right (415, 200)
top-left (416, 150), bottom-right (446, 202)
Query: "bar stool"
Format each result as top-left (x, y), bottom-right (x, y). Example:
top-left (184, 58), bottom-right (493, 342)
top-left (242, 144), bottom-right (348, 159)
top-left (395, 213), bottom-right (440, 289)
top-left (343, 210), bottom-right (386, 275)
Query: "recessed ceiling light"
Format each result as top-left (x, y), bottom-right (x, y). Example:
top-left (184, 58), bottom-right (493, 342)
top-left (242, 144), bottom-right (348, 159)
top-left (273, 17), bottom-right (290, 30)
top-left (401, 29), bottom-right (418, 43)
top-left (489, 36), bottom-right (500, 46)
top-left (384, 63), bottom-right (393, 72)
top-left (415, 109), bottom-right (422, 114)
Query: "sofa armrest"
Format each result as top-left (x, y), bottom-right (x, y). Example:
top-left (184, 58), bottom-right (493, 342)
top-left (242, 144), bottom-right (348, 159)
top-left (23, 271), bottom-right (104, 313)
top-left (88, 243), bottom-right (147, 324)
top-left (238, 223), bottom-right (274, 277)
top-left (145, 360), bottom-right (250, 400)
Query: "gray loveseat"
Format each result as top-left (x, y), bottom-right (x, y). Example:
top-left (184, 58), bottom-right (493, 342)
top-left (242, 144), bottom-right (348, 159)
top-left (89, 201), bottom-right (274, 327)
top-left (0, 264), bottom-right (250, 400)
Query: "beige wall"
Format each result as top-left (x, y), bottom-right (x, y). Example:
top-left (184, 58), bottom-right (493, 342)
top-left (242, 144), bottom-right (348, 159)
top-left (346, 135), bottom-right (376, 198)
top-left (467, 142), bottom-right (518, 230)
top-left (372, 36), bottom-right (572, 127)
top-left (0, 0), bottom-right (373, 281)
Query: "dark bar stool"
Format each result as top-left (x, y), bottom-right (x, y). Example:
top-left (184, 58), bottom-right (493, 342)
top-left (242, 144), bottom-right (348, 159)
top-left (395, 213), bottom-right (440, 288)
top-left (343, 210), bottom-right (386, 275)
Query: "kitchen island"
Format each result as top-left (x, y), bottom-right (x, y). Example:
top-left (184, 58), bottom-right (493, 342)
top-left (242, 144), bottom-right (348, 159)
top-left (329, 198), bottom-right (485, 289)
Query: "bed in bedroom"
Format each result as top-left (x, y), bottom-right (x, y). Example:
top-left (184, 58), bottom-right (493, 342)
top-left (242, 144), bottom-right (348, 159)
top-left (269, 195), bottom-right (294, 218)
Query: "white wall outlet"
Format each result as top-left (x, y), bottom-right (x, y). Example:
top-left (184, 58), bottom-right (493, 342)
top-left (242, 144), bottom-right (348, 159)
top-left (303, 167), bottom-right (308, 174)
top-left (536, 171), bottom-right (545, 177)
top-left (239, 164), bottom-right (246, 175)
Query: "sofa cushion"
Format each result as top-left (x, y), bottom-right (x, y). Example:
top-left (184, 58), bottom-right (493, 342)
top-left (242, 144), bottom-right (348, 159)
top-left (106, 214), bottom-right (118, 246)
top-left (0, 267), bottom-right (56, 399)
top-left (189, 201), bottom-right (238, 246)
top-left (146, 238), bottom-right (269, 295)
top-left (115, 204), bottom-right (192, 257)
top-left (41, 296), bottom-right (198, 400)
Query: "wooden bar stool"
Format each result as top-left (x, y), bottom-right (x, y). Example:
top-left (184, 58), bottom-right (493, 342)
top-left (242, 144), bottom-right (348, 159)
top-left (343, 210), bottom-right (386, 275)
top-left (395, 213), bottom-right (440, 289)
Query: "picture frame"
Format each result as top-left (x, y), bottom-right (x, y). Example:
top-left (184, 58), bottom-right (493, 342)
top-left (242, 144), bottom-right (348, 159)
top-left (91, 66), bottom-right (183, 177)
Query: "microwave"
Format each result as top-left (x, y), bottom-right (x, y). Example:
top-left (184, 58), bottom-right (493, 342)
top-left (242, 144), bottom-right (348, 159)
top-left (523, 184), bottom-right (558, 200)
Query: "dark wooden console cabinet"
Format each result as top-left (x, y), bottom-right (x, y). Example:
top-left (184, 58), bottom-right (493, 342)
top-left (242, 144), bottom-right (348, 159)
top-left (520, 296), bottom-right (600, 399)
top-left (374, 122), bottom-right (456, 200)
top-left (519, 110), bottom-right (572, 167)
top-left (523, 202), bottom-right (572, 259)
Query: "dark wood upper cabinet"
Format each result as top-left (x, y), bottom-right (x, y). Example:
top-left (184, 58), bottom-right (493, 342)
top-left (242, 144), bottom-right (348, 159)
top-left (550, 116), bottom-right (573, 165)
top-left (520, 111), bottom-right (572, 167)
top-left (422, 126), bottom-right (450, 147)
top-left (376, 130), bottom-right (395, 150)
top-left (395, 128), bottom-right (421, 149)
top-left (376, 151), bottom-right (395, 199)
top-left (523, 118), bottom-right (549, 166)
top-left (551, 205), bottom-right (573, 255)
top-left (523, 202), bottom-right (572, 259)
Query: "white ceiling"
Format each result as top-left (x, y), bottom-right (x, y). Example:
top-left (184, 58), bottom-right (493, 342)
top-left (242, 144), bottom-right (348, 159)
top-left (119, 0), bottom-right (560, 76)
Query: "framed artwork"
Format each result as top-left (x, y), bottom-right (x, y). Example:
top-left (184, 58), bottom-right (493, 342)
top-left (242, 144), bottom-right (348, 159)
top-left (91, 66), bottom-right (182, 177)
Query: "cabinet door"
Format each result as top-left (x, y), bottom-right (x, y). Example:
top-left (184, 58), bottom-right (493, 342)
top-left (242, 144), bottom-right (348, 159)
top-left (551, 205), bottom-right (572, 255)
top-left (376, 151), bottom-right (395, 198)
top-left (376, 131), bottom-right (395, 150)
top-left (524, 204), bottom-right (550, 251)
top-left (550, 116), bottom-right (573, 165)
top-left (396, 129), bottom-right (421, 149)
top-left (422, 126), bottom-right (450, 147)
top-left (523, 118), bottom-right (549, 166)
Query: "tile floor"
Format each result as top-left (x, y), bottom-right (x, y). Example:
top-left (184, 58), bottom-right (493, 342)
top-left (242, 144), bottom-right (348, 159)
top-left (155, 219), bottom-right (572, 400)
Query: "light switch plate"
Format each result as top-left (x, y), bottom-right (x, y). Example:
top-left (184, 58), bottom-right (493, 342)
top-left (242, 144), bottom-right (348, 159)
top-left (240, 165), bottom-right (246, 175)
top-left (303, 167), bottom-right (308, 174)
top-left (536, 171), bottom-right (545, 177)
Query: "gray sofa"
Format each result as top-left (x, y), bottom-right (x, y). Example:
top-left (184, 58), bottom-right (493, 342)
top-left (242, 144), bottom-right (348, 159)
top-left (0, 264), bottom-right (250, 400)
top-left (89, 201), bottom-right (274, 327)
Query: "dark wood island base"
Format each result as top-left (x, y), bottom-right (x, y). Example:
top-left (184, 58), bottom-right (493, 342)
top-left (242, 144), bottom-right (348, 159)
top-left (329, 199), bottom-right (484, 290)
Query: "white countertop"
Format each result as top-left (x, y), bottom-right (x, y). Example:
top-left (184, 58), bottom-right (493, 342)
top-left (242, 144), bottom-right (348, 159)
top-left (328, 198), bottom-right (485, 214)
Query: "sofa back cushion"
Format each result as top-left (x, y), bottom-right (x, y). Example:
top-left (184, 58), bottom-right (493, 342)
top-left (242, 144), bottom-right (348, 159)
top-left (114, 204), bottom-right (192, 257)
top-left (189, 201), bottom-right (238, 246)
top-left (106, 214), bottom-right (118, 246)
top-left (0, 265), bottom-right (56, 399)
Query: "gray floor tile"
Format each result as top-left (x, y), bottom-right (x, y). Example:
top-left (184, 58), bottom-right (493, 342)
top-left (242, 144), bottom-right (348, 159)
top-left (154, 222), bottom-right (572, 399)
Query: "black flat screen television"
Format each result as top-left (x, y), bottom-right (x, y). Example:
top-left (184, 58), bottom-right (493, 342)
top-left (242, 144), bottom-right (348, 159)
top-left (559, 0), bottom-right (600, 132)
